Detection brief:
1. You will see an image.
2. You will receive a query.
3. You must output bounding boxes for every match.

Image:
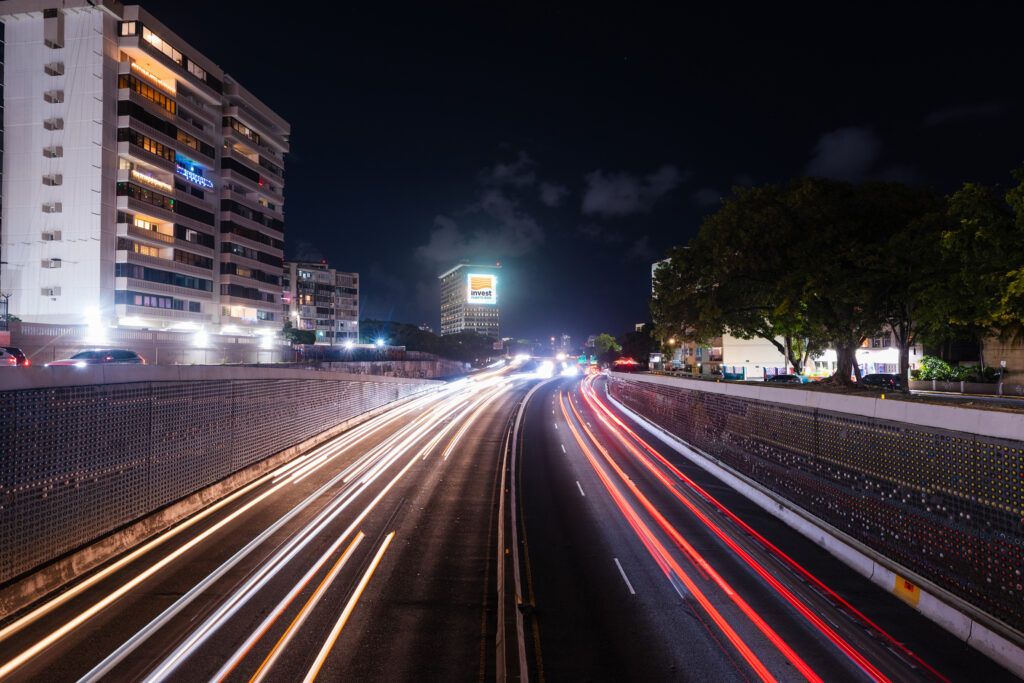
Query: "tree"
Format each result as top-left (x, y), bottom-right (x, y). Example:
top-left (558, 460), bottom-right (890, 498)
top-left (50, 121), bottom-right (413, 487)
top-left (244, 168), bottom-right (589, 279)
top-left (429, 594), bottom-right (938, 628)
top-left (916, 179), bottom-right (1023, 368)
top-left (618, 324), bottom-right (657, 362)
top-left (651, 184), bottom-right (829, 374)
top-left (592, 333), bottom-right (621, 363)
top-left (282, 321), bottom-right (315, 345)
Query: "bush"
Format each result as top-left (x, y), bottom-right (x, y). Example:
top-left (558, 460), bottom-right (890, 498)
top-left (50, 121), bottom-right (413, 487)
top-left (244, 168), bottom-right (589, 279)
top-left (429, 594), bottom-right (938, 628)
top-left (914, 355), bottom-right (953, 380)
top-left (912, 355), bottom-right (1001, 383)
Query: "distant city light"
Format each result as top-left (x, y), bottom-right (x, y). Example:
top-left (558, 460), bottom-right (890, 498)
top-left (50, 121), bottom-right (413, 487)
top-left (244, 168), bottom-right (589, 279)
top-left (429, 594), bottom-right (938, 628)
top-left (175, 164), bottom-right (214, 189)
top-left (193, 329), bottom-right (209, 348)
top-left (375, 338), bottom-right (385, 347)
top-left (344, 340), bottom-right (354, 350)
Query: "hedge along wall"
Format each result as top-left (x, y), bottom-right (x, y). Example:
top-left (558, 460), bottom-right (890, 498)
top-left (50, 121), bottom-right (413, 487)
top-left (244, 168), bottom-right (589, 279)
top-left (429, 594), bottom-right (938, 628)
top-left (606, 372), bottom-right (1024, 634)
top-left (0, 366), bottom-right (440, 583)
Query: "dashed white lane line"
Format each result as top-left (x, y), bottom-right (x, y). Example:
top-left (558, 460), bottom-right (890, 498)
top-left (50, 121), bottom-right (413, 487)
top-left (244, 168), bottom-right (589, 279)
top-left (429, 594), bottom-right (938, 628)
top-left (554, 424), bottom-right (558, 430)
top-left (576, 481), bottom-right (585, 497)
top-left (561, 444), bottom-right (566, 454)
top-left (613, 557), bottom-right (636, 595)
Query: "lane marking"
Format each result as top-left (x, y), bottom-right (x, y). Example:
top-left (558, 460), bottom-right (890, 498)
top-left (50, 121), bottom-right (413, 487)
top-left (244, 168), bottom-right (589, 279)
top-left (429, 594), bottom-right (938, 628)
top-left (613, 557), bottom-right (635, 595)
top-left (554, 424), bottom-right (558, 430)
top-left (560, 444), bottom-right (566, 454)
top-left (303, 531), bottom-right (395, 682)
top-left (575, 481), bottom-right (585, 497)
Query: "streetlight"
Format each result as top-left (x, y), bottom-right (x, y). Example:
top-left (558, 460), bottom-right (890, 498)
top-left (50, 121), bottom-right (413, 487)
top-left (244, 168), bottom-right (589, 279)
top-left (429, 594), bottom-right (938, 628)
top-left (375, 338), bottom-right (385, 348)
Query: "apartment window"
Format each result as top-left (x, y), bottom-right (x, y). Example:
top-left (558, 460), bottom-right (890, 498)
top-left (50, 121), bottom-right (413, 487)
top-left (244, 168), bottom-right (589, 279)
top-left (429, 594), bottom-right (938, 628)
top-left (134, 216), bottom-right (158, 231)
top-left (224, 117), bottom-right (260, 145)
top-left (174, 249), bottom-right (213, 270)
top-left (189, 301), bottom-right (201, 313)
top-left (257, 310), bottom-right (274, 321)
top-left (119, 21), bottom-right (138, 37)
top-left (142, 27), bottom-right (182, 66)
top-left (118, 75), bottom-right (176, 114)
top-left (133, 243), bottom-right (161, 258)
top-left (186, 60), bottom-right (206, 81)
top-left (115, 263), bottom-right (212, 291)
top-left (174, 225), bottom-right (215, 248)
top-left (117, 182), bottom-right (175, 213)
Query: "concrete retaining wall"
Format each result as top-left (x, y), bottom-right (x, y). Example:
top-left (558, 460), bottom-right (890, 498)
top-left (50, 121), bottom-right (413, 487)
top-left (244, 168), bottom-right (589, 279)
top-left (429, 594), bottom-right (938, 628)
top-left (606, 372), bottom-right (1024, 644)
top-left (0, 366), bottom-right (440, 585)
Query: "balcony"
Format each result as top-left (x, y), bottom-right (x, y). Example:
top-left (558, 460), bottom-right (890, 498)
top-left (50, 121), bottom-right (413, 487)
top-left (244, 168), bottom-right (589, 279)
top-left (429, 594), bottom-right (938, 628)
top-left (120, 222), bottom-right (176, 245)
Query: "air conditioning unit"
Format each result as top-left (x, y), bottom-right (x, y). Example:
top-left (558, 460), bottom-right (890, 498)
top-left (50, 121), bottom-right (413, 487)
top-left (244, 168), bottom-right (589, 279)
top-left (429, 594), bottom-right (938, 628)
top-left (43, 90), bottom-right (64, 104)
top-left (42, 230), bottom-right (63, 241)
top-left (41, 287), bottom-right (62, 297)
top-left (42, 174), bottom-right (63, 186)
top-left (43, 118), bottom-right (64, 130)
top-left (41, 259), bottom-right (62, 269)
top-left (42, 202), bottom-right (63, 213)
top-left (43, 146), bottom-right (64, 158)
top-left (44, 62), bottom-right (65, 76)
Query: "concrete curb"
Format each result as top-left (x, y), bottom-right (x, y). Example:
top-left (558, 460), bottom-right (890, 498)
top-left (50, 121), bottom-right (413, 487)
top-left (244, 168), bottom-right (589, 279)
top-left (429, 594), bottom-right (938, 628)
top-left (605, 386), bottom-right (1024, 679)
top-left (0, 383), bottom-right (441, 620)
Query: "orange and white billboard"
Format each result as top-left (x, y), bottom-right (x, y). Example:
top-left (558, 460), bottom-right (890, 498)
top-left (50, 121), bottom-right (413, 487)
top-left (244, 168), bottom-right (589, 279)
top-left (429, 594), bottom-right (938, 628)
top-left (467, 273), bottom-right (497, 305)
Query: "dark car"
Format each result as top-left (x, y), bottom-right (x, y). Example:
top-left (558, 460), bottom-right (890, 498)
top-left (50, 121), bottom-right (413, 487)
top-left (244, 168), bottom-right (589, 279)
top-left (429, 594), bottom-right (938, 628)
top-left (46, 349), bottom-right (146, 367)
top-left (859, 373), bottom-right (902, 390)
top-left (1, 346), bottom-right (30, 366)
top-left (766, 373), bottom-right (810, 384)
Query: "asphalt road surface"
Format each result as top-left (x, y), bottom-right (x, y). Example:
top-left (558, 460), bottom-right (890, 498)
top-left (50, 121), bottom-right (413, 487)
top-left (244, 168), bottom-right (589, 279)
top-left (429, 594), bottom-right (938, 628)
top-left (0, 364), bottom-right (530, 682)
top-left (1, 364), bottom-right (1017, 682)
top-left (515, 373), bottom-right (1017, 682)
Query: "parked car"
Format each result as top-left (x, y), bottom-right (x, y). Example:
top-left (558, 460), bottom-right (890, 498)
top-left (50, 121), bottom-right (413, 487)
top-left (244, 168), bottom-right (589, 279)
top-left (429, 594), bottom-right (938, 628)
top-left (859, 373), bottom-right (902, 390)
top-left (1, 346), bottom-right (30, 366)
top-left (765, 373), bottom-right (811, 384)
top-left (46, 349), bottom-right (146, 367)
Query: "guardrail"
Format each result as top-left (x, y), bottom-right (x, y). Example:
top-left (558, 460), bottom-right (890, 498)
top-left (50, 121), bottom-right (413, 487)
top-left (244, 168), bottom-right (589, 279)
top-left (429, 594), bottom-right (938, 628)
top-left (606, 371), bottom-right (1024, 639)
top-left (0, 366), bottom-right (439, 584)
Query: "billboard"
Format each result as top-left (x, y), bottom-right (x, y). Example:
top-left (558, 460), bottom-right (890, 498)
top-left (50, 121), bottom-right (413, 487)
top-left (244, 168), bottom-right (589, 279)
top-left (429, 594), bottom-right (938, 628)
top-left (467, 273), bottom-right (497, 305)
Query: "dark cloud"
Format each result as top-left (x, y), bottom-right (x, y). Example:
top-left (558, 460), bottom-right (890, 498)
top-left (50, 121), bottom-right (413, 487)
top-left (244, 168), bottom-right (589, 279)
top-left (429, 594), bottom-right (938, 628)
top-left (288, 240), bottom-right (325, 262)
top-left (414, 189), bottom-right (544, 265)
top-left (479, 151), bottom-right (536, 187)
top-left (539, 182), bottom-right (569, 207)
top-left (805, 126), bottom-right (880, 182)
top-left (692, 187), bottom-right (722, 207)
top-left (581, 164), bottom-right (685, 217)
top-left (625, 235), bottom-right (658, 262)
top-left (925, 102), bottom-right (1003, 126)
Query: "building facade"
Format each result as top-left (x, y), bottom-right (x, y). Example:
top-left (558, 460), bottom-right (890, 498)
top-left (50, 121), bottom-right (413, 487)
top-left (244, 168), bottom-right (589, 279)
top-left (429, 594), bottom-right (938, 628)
top-left (282, 261), bottom-right (358, 344)
top-left (0, 0), bottom-right (288, 336)
top-left (438, 263), bottom-right (500, 337)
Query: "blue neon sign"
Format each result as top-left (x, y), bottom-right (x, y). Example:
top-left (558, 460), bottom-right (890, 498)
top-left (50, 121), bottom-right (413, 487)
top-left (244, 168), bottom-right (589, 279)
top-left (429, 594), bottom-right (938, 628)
top-left (175, 164), bottom-right (214, 189)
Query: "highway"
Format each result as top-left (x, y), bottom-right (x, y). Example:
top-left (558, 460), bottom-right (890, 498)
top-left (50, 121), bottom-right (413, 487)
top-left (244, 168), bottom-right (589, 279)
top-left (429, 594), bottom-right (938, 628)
top-left (515, 373), bottom-right (1016, 682)
top-left (0, 364), bottom-right (530, 682)
top-left (0, 364), bottom-right (1017, 681)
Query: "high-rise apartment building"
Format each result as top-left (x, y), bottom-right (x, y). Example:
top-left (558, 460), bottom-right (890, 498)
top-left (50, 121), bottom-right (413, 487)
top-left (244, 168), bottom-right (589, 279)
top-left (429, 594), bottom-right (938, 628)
top-left (438, 263), bottom-right (500, 337)
top-left (282, 261), bottom-right (359, 344)
top-left (0, 1), bottom-right (288, 335)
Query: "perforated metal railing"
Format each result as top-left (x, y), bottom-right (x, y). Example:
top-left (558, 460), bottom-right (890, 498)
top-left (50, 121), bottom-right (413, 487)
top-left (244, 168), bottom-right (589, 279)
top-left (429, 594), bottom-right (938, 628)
top-left (608, 375), bottom-right (1024, 633)
top-left (0, 375), bottom-right (433, 583)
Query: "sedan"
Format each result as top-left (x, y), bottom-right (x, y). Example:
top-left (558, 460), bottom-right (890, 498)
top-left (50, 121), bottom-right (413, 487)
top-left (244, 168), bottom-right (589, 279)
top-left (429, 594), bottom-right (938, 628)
top-left (47, 349), bottom-right (146, 367)
top-left (859, 373), bottom-right (902, 390)
top-left (765, 373), bottom-right (811, 384)
top-left (1, 346), bottom-right (30, 366)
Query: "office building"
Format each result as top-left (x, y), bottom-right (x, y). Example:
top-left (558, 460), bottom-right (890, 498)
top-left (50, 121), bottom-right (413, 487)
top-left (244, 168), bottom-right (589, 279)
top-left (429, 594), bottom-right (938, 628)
top-left (282, 261), bottom-right (358, 344)
top-left (0, 1), bottom-right (289, 335)
top-left (439, 263), bottom-right (500, 337)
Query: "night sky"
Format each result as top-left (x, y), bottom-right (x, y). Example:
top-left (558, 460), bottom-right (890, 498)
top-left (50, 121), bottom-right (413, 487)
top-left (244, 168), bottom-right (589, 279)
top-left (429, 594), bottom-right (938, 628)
top-left (140, 1), bottom-right (1024, 343)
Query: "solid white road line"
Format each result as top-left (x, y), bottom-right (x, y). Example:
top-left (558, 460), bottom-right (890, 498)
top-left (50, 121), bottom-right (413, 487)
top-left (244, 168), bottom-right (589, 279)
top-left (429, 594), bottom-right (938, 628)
top-left (302, 532), bottom-right (395, 682)
top-left (560, 444), bottom-right (566, 453)
top-left (613, 557), bottom-right (636, 595)
top-left (576, 481), bottom-right (585, 497)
